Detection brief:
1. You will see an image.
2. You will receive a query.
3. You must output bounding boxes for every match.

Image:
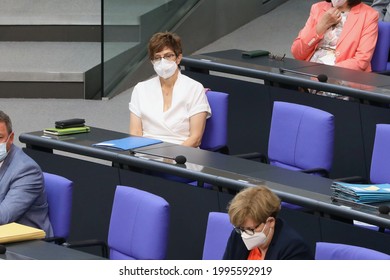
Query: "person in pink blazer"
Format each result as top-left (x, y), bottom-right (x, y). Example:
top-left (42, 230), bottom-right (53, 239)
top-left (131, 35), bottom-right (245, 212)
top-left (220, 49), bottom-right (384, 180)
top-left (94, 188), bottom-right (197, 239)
top-left (291, 0), bottom-right (379, 72)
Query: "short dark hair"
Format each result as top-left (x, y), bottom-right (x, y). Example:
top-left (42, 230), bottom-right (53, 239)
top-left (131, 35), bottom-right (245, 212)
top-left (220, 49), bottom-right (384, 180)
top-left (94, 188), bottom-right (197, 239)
top-left (0, 111), bottom-right (12, 134)
top-left (148, 32), bottom-right (182, 61)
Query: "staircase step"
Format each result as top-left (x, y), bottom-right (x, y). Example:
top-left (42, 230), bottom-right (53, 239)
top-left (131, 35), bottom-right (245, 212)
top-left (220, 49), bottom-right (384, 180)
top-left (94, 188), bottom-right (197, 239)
top-left (0, 41), bottom-right (137, 99)
top-left (0, 0), bottom-right (173, 98)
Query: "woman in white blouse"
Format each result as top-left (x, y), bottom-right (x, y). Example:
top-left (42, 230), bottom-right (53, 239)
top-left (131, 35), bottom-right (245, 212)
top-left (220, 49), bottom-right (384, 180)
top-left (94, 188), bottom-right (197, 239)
top-left (129, 32), bottom-right (211, 148)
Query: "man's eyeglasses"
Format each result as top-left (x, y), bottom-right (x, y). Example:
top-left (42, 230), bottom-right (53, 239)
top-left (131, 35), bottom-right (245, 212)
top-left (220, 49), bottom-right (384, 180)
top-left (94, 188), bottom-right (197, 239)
top-left (152, 53), bottom-right (177, 63)
top-left (234, 223), bottom-right (261, 236)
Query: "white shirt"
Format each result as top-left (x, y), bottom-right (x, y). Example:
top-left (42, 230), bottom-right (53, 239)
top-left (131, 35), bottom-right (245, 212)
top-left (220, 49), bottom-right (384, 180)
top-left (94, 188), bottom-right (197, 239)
top-left (129, 72), bottom-right (211, 145)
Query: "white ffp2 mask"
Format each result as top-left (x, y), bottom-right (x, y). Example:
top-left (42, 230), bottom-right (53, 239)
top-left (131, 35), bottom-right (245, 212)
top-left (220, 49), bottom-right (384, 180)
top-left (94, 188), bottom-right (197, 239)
top-left (241, 223), bottom-right (270, 250)
top-left (153, 58), bottom-right (178, 79)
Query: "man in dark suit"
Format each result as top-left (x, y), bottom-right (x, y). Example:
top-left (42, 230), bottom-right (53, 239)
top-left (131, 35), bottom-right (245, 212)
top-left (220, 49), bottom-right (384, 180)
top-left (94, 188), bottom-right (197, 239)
top-left (0, 111), bottom-right (52, 236)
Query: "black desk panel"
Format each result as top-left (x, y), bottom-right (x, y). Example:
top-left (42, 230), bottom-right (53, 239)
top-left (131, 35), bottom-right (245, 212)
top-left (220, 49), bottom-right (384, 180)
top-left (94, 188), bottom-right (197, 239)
top-left (1, 240), bottom-right (104, 260)
top-left (184, 49), bottom-right (390, 103)
top-left (182, 50), bottom-right (390, 179)
top-left (183, 70), bottom-right (370, 179)
top-left (19, 128), bottom-right (390, 257)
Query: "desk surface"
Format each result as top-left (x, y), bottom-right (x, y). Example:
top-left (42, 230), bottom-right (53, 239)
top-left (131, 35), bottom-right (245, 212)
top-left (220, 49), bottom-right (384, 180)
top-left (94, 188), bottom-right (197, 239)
top-left (0, 240), bottom-right (104, 260)
top-left (182, 49), bottom-right (390, 103)
top-left (19, 127), bottom-right (390, 229)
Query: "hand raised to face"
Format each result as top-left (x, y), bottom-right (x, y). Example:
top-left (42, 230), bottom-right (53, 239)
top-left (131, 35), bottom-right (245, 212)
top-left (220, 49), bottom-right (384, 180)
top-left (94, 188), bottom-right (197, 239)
top-left (316, 7), bottom-right (342, 35)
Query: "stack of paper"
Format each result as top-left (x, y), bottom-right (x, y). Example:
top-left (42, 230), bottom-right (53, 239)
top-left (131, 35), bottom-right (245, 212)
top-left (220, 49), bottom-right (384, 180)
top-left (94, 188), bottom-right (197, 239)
top-left (0, 222), bottom-right (46, 243)
top-left (331, 182), bottom-right (390, 203)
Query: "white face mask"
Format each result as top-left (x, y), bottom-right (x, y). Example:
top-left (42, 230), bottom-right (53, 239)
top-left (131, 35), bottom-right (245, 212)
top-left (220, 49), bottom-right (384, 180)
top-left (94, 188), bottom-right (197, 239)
top-left (241, 223), bottom-right (270, 250)
top-left (0, 134), bottom-right (10, 162)
top-left (153, 58), bottom-right (178, 79)
top-left (331, 0), bottom-right (347, 8)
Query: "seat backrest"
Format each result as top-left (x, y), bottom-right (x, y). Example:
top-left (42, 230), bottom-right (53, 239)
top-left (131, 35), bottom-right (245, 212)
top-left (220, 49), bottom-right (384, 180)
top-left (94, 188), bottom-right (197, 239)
top-left (43, 172), bottom-right (73, 240)
top-left (268, 101), bottom-right (334, 173)
top-left (108, 185), bottom-right (170, 260)
top-left (200, 90), bottom-right (229, 152)
top-left (371, 21), bottom-right (390, 72)
top-left (315, 242), bottom-right (390, 260)
top-left (370, 124), bottom-right (390, 184)
top-left (202, 212), bottom-right (233, 260)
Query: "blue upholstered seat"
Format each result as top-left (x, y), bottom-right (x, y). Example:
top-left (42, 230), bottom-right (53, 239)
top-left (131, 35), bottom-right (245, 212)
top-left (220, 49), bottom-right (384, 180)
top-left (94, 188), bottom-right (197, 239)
top-left (108, 186), bottom-right (170, 260)
top-left (268, 101), bottom-right (335, 177)
top-left (315, 242), bottom-right (390, 260)
top-left (43, 172), bottom-right (73, 244)
top-left (371, 21), bottom-right (390, 74)
top-left (202, 212), bottom-right (232, 260)
top-left (200, 90), bottom-right (229, 154)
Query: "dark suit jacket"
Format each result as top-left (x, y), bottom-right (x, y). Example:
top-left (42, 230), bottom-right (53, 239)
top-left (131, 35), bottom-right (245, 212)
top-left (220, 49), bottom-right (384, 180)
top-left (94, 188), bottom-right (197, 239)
top-left (223, 218), bottom-right (314, 260)
top-left (0, 144), bottom-right (53, 236)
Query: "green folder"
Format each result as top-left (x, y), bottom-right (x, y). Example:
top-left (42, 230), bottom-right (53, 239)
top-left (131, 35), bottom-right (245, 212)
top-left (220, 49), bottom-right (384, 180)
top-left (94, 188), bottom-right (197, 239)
top-left (43, 126), bottom-right (90, 136)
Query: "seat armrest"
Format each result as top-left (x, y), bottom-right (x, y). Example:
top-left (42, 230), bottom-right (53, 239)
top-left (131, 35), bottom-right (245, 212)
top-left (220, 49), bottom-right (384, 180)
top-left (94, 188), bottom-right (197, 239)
top-left (42, 236), bottom-right (66, 245)
top-left (64, 239), bottom-right (109, 258)
top-left (300, 168), bottom-right (329, 178)
top-left (333, 176), bottom-right (368, 183)
top-left (207, 145), bottom-right (230, 155)
top-left (375, 70), bottom-right (390, 76)
top-left (233, 152), bottom-right (268, 163)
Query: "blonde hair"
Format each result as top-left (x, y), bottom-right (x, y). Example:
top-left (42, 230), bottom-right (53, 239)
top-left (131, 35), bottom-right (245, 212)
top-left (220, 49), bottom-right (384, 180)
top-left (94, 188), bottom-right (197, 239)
top-left (228, 185), bottom-right (281, 227)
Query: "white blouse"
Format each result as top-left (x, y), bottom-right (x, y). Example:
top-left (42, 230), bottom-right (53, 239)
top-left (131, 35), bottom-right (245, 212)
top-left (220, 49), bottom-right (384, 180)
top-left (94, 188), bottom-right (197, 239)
top-left (129, 72), bottom-right (211, 145)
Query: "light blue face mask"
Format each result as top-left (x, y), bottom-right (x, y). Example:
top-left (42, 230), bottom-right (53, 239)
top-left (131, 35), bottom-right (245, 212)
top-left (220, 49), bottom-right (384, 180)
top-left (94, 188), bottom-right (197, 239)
top-left (0, 134), bottom-right (11, 162)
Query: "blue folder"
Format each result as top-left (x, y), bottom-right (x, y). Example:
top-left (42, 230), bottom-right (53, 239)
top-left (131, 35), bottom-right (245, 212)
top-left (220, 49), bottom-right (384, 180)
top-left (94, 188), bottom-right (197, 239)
top-left (331, 182), bottom-right (390, 203)
top-left (93, 136), bottom-right (162, 151)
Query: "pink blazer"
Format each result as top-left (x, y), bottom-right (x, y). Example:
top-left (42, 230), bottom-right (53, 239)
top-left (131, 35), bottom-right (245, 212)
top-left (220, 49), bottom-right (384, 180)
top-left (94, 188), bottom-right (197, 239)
top-left (291, 2), bottom-right (379, 72)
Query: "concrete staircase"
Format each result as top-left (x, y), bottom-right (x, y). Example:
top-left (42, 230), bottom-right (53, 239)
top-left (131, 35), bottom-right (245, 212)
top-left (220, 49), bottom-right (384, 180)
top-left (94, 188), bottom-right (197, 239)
top-left (0, 0), bottom-right (289, 99)
top-left (0, 0), bottom-right (165, 99)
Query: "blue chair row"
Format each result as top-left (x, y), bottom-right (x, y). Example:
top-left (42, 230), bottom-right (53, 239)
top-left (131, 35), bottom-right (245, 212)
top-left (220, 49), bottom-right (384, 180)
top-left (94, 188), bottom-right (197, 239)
top-left (65, 185), bottom-right (170, 260)
top-left (43, 174), bottom-right (170, 260)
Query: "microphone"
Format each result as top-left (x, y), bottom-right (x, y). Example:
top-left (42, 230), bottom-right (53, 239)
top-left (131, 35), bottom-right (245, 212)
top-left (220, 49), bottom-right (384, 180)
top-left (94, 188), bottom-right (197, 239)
top-left (0, 244), bottom-right (6, 254)
top-left (331, 196), bottom-right (390, 215)
top-left (131, 151), bottom-right (187, 164)
top-left (378, 205), bottom-right (390, 215)
top-left (279, 68), bottom-right (328, 82)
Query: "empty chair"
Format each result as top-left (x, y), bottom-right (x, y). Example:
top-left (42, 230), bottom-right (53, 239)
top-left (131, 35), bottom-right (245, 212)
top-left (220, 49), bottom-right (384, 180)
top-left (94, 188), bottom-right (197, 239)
top-left (67, 185), bottom-right (170, 260)
top-left (237, 101), bottom-right (335, 178)
top-left (335, 124), bottom-right (390, 232)
top-left (315, 242), bottom-right (390, 260)
top-left (43, 172), bottom-right (73, 244)
top-left (108, 186), bottom-right (170, 259)
top-left (371, 21), bottom-right (390, 74)
top-left (202, 212), bottom-right (233, 260)
top-left (270, 102), bottom-right (335, 209)
top-left (200, 90), bottom-right (229, 154)
top-left (369, 124), bottom-right (390, 184)
top-left (267, 101), bottom-right (335, 177)
top-left (334, 124), bottom-right (390, 185)
top-left (268, 101), bottom-right (334, 177)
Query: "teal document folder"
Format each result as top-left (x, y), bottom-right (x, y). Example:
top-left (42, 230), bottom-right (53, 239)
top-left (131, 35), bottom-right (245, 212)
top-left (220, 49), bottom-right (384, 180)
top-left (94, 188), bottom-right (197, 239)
top-left (93, 136), bottom-right (162, 151)
top-left (331, 182), bottom-right (390, 203)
